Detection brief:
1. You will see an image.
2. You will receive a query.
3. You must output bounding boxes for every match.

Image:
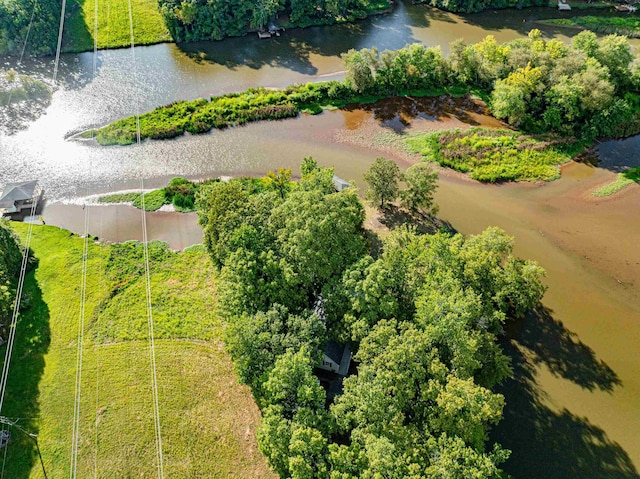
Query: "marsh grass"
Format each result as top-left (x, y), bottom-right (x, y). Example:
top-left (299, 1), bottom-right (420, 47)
top-left (540, 16), bottom-right (640, 38)
top-left (405, 128), bottom-right (583, 182)
top-left (592, 166), bottom-right (640, 197)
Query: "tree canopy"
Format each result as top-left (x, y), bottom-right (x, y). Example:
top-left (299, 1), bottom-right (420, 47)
top-left (197, 161), bottom-right (548, 479)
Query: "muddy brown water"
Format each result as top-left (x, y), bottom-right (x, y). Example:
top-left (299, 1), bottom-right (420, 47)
top-left (1, 1), bottom-right (640, 475)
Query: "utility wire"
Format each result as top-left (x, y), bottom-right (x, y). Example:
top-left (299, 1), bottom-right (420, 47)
top-left (0, 190), bottom-right (40, 413)
top-left (53, 0), bottom-right (68, 84)
top-left (126, 1), bottom-right (165, 477)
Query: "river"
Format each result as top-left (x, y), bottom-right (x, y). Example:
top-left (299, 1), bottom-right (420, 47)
top-left (1, 1), bottom-right (639, 477)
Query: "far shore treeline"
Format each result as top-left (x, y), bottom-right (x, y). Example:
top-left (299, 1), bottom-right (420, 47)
top-left (89, 31), bottom-right (640, 152)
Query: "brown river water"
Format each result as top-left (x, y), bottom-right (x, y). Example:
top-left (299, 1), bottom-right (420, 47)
top-left (2, 1), bottom-right (640, 476)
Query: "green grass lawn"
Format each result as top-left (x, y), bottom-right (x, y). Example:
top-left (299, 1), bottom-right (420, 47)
top-left (63, 0), bottom-right (171, 53)
top-left (404, 128), bottom-right (583, 182)
top-left (592, 166), bottom-right (640, 197)
top-left (1, 224), bottom-right (275, 479)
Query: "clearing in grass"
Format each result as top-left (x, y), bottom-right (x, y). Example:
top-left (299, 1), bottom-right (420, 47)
top-left (0, 224), bottom-right (275, 479)
top-left (404, 128), bottom-right (584, 182)
top-left (63, 0), bottom-right (171, 53)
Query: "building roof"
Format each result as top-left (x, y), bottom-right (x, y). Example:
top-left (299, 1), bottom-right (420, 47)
top-left (323, 340), bottom-right (352, 376)
top-left (0, 181), bottom-right (37, 208)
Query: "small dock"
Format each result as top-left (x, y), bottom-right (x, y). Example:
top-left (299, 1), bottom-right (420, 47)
top-left (257, 22), bottom-right (285, 39)
top-left (558, 0), bottom-right (571, 10)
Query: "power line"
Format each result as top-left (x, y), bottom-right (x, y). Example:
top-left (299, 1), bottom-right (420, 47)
top-left (0, 189), bottom-right (40, 413)
top-left (52, 0), bottom-right (68, 84)
top-left (126, 0), bottom-right (165, 475)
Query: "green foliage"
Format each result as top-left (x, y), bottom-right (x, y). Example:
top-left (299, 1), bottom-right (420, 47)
top-left (413, 0), bottom-right (547, 13)
top-left (97, 192), bottom-right (141, 204)
top-left (400, 163), bottom-right (439, 215)
top-left (0, 0), bottom-right (61, 55)
top-left (0, 70), bottom-right (51, 106)
top-left (63, 0), bottom-right (171, 53)
top-left (364, 157), bottom-right (401, 208)
top-left (225, 304), bottom-right (326, 397)
top-left (132, 188), bottom-right (168, 211)
top-left (4, 224), bottom-right (274, 478)
top-left (97, 32), bottom-right (640, 153)
top-left (543, 15), bottom-right (640, 40)
top-left (0, 221), bottom-right (23, 322)
top-left (197, 159), bottom-right (548, 478)
top-left (405, 128), bottom-right (579, 182)
top-left (158, 0), bottom-right (390, 43)
top-left (592, 166), bottom-right (640, 197)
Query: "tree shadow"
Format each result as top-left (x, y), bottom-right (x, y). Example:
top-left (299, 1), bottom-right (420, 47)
top-left (491, 309), bottom-right (637, 479)
top-left (460, 5), bottom-right (617, 38)
top-left (594, 136), bottom-right (640, 173)
top-left (342, 95), bottom-right (485, 134)
top-left (377, 204), bottom-right (455, 234)
top-left (0, 269), bottom-right (51, 479)
top-left (176, 0), bottom-right (423, 75)
top-left (518, 307), bottom-right (621, 393)
top-left (0, 97), bottom-right (51, 135)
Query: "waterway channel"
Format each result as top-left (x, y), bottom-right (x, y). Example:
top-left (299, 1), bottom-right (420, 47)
top-left (1, 1), bottom-right (639, 477)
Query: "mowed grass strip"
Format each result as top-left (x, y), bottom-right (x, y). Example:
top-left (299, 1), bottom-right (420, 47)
top-left (2, 224), bottom-right (274, 479)
top-left (63, 0), bottom-right (171, 53)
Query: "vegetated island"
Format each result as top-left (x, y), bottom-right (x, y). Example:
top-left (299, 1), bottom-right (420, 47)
top-left (0, 69), bottom-right (51, 106)
top-left (540, 15), bottom-right (640, 39)
top-left (98, 177), bottom-right (220, 211)
top-left (86, 30), bottom-right (640, 182)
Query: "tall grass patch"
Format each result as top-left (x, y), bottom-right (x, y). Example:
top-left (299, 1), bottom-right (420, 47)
top-left (405, 128), bottom-right (581, 182)
top-left (63, 0), bottom-right (171, 52)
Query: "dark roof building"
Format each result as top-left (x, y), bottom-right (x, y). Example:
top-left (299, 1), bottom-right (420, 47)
top-left (0, 181), bottom-right (38, 215)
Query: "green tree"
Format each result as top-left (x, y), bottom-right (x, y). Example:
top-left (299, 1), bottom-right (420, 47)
top-left (400, 163), bottom-right (439, 215)
top-left (300, 156), bottom-right (318, 176)
top-left (267, 168), bottom-right (292, 199)
top-left (225, 304), bottom-right (326, 395)
top-left (271, 189), bottom-right (367, 294)
top-left (491, 63), bottom-right (544, 128)
top-left (364, 157), bottom-right (401, 209)
top-left (342, 48), bottom-right (378, 94)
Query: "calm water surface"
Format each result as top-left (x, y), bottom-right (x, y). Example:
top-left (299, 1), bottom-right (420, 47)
top-left (1, 1), bottom-right (639, 476)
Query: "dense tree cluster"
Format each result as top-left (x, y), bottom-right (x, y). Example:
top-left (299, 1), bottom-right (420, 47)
top-left (197, 159), bottom-right (547, 478)
top-left (158, 0), bottom-right (389, 42)
top-left (0, 221), bottom-right (23, 325)
top-left (0, 0), bottom-right (62, 55)
top-left (343, 30), bottom-right (640, 140)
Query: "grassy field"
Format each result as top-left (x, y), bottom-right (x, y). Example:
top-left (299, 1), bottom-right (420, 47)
top-left (1, 224), bottom-right (275, 479)
top-left (592, 166), bottom-right (640, 197)
top-left (63, 0), bottom-right (171, 53)
top-left (404, 128), bottom-right (583, 182)
top-left (540, 16), bottom-right (640, 38)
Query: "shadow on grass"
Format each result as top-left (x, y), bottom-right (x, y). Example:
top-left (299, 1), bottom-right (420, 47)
top-left (491, 307), bottom-right (638, 479)
top-left (0, 269), bottom-right (51, 479)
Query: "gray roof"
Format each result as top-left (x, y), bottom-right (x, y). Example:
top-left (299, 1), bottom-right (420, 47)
top-left (323, 340), bottom-right (352, 376)
top-left (0, 181), bottom-right (37, 207)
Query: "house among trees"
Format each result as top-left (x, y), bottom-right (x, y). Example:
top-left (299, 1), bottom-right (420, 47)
top-left (0, 181), bottom-right (40, 219)
top-left (333, 176), bottom-right (350, 192)
top-left (319, 340), bottom-right (352, 376)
